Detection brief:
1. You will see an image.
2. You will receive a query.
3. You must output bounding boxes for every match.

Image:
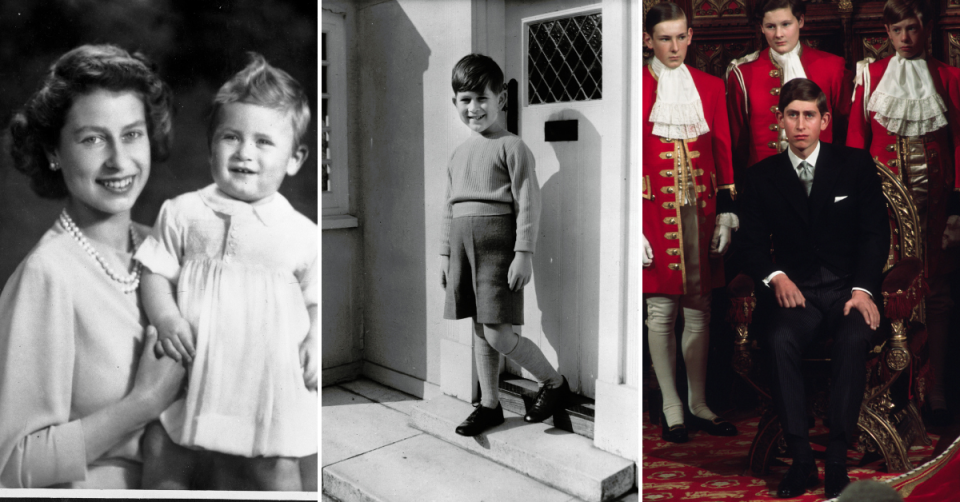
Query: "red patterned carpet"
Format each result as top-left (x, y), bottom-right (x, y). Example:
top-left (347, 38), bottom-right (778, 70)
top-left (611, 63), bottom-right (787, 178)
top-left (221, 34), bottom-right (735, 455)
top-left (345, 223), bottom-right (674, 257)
top-left (641, 411), bottom-right (960, 501)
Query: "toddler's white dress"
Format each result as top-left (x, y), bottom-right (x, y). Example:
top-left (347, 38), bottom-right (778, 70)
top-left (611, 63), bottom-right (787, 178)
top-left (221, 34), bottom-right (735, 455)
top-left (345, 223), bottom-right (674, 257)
top-left (136, 185), bottom-right (317, 458)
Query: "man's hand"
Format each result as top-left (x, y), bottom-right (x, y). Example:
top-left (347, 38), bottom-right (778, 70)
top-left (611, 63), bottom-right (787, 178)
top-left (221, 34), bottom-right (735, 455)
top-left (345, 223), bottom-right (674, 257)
top-left (844, 290), bottom-right (879, 330)
top-left (943, 215), bottom-right (960, 250)
top-left (770, 274), bottom-right (806, 308)
top-left (507, 251), bottom-right (533, 291)
top-left (642, 233), bottom-right (653, 267)
top-left (440, 255), bottom-right (450, 289)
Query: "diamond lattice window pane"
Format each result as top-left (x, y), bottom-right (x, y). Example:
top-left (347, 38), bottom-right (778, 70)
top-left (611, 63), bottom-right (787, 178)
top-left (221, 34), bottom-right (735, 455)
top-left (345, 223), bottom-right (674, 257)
top-left (528, 12), bottom-right (602, 104)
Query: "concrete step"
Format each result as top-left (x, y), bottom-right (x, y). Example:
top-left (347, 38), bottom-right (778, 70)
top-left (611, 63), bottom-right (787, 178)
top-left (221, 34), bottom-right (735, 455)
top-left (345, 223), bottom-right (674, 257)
top-left (410, 394), bottom-right (635, 502)
top-left (323, 433), bottom-right (583, 502)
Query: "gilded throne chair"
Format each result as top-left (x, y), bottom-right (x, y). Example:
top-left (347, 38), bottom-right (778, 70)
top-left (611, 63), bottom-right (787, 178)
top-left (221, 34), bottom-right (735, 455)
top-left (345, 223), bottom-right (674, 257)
top-left (727, 160), bottom-right (932, 475)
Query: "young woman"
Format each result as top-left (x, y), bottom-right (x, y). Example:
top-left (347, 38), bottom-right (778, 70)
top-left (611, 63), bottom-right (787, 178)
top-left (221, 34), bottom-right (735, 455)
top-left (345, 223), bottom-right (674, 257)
top-left (0, 44), bottom-right (184, 488)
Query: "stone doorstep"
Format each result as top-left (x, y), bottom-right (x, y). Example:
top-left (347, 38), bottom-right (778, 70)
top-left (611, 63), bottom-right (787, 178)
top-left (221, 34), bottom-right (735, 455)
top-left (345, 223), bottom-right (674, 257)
top-left (322, 434), bottom-right (582, 502)
top-left (410, 394), bottom-right (635, 502)
top-left (497, 375), bottom-right (596, 439)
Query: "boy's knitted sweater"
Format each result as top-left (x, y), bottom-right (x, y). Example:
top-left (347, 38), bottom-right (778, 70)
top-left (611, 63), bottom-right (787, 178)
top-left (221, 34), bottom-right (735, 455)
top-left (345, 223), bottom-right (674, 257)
top-left (440, 128), bottom-right (541, 256)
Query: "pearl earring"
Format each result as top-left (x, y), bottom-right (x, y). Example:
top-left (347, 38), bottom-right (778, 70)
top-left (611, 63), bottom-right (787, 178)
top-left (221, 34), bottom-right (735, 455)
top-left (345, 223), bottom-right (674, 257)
top-left (49, 161), bottom-right (60, 171)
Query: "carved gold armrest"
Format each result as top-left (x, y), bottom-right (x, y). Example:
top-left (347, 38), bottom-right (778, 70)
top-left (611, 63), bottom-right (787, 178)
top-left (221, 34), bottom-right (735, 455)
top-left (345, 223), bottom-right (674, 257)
top-left (880, 257), bottom-right (926, 373)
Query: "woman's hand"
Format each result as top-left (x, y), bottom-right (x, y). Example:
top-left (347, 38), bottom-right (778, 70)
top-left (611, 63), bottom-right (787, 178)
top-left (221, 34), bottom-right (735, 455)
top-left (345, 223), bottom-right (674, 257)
top-left (299, 335), bottom-right (318, 391)
top-left (131, 326), bottom-right (186, 418)
top-left (155, 314), bottom-right (195, 363)
top-left (81, 327), bottom-right (186, 464)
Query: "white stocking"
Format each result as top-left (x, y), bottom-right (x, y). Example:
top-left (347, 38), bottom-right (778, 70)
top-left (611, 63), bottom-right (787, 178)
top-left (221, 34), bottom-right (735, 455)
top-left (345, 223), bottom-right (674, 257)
top-left (646, 294), bottom-right (684, 427)
top-left (680, 292), bottom-right (716, 421)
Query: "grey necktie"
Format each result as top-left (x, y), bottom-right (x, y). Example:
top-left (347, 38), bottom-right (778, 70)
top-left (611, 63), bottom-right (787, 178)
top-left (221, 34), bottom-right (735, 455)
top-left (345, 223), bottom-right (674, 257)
top-left (797, 160), bottom-right (814, 196)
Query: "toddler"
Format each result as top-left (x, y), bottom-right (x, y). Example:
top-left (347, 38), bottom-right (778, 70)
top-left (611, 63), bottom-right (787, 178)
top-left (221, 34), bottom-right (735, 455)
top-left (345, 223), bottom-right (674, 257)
top-left (136, 53), bottom-right (317, 490)
top-left (441, 54), bottom-right (567, 436)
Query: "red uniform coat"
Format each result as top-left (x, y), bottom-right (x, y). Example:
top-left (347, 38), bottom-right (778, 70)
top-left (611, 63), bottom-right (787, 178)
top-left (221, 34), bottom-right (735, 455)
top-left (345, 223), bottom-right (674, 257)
top-left (643, 64), bottom-right (734, 295)
top-left (727, 46), bottom-right (852, 172)
top-left (847, 55), bottom-right (960, 276)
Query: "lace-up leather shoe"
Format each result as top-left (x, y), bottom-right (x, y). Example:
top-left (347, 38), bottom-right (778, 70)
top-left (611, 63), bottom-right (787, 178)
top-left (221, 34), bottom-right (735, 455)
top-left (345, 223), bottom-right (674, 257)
top-left (524, 376), bottom-right (569, 423)
top-left (455, 403), bottom-right (505, 436)
top-left (776, 461), bottom-right (818, 498)
top-left (688, 414), bottom-right (738, 436)
top-left (824, 462), bottom-right (850, 498)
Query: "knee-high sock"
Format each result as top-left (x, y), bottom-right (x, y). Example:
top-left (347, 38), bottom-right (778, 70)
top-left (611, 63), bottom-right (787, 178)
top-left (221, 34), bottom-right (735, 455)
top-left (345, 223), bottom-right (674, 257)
top-left (646, 295), bottom-right (684, 427)
top-left (503, 336), bottom-right (563, 388)
top-left (681, 294), bottom-right (717, 421)
top-left (475, 334), bottom-right (502, 409)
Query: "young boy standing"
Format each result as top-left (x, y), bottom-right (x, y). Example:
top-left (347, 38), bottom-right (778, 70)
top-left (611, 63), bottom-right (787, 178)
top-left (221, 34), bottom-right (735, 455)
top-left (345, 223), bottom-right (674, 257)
top-left (440, 54), bottom-right (567, 436)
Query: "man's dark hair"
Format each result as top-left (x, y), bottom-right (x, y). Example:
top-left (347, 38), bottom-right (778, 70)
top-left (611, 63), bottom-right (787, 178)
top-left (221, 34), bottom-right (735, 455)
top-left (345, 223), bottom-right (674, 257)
top-left (778, 78), bottom-right (827, 115)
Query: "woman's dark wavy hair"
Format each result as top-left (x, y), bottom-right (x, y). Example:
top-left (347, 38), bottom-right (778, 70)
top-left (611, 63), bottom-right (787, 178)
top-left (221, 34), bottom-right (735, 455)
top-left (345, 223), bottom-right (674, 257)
top-left (8, 44), bottom-right (174, 199)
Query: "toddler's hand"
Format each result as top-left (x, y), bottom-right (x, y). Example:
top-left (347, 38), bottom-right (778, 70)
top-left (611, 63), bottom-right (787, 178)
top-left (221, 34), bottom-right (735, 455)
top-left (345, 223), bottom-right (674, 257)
top-left (132, 326), bottom-right (186, 417)
top-left (155, 314), bottom-right (195, 364)
top-left (507, 251), bottom-right (533, 291)
top-left (299, 335), bottom-right (318, 390)
top-left (440, 255), bottom-right (450, 289)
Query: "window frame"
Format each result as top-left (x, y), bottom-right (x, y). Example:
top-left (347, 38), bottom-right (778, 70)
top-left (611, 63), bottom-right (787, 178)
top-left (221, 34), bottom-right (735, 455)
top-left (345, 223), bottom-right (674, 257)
top-left (322, 9), bottom-right (355, 228)
top-left (521, 4), bottom-right (603, 107)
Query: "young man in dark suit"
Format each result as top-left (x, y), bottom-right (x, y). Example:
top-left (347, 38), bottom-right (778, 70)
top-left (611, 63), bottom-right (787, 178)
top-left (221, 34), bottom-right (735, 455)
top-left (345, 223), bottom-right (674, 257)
top-left (736, 78), bottom-right (890, 499)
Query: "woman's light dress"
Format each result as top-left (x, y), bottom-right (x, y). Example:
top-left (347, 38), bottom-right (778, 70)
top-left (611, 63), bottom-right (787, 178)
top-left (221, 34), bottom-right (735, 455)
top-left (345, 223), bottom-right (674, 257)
top-left (0, 222), bottom-right (149, 488)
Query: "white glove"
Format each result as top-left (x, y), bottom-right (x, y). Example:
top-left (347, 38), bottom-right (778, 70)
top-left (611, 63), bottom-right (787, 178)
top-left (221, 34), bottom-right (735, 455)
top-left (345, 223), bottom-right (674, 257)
top-left (642, 233), bottom-right (654, 267)
top-left (943, 215), bottom-right (960, 250)
top-left (710, 213), bottom-right (739, 256)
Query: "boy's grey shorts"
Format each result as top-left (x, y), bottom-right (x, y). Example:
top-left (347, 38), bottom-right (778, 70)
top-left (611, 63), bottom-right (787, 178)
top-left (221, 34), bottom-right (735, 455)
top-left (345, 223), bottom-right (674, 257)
top-left (444, 215), bottom-right (524, 325)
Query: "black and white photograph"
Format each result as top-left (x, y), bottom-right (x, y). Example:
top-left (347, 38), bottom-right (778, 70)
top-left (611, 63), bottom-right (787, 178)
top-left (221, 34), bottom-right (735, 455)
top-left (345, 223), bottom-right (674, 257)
top-left (321, 0), bottom-right (639, 500)
top-left (0, 0), bottom-right (318, 494)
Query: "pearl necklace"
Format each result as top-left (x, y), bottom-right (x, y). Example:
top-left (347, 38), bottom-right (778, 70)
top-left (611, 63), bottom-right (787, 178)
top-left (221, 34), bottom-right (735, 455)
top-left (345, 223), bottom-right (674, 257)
top-left (59, 209), bottom-right (142, 294)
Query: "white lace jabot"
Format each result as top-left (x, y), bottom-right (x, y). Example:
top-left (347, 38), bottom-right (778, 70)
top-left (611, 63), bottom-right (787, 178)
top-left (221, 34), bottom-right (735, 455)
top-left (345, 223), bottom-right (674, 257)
top-left (649, 57), bottom-right (710, 140)
top-left (768, 42), bottom-right (806, 84)
top-left (867, 54), bottom-right (947, 136)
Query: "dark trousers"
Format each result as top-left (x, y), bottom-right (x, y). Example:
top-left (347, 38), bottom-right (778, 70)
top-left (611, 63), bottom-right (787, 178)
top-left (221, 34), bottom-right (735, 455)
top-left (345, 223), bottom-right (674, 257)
top-left (766, 267), bottom-right (875, 459)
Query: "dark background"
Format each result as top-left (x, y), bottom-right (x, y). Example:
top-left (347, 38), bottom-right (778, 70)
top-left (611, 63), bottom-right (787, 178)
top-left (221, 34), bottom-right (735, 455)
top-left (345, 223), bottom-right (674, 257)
top-left (0, 0), bottom-right (318, 286)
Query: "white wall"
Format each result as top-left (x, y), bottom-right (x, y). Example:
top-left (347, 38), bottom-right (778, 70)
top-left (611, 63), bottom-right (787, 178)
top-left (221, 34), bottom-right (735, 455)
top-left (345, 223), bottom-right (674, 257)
top-left (322, 1), bottom-right (365, 385)
top-left (353, 0), bottom-right (476, 395)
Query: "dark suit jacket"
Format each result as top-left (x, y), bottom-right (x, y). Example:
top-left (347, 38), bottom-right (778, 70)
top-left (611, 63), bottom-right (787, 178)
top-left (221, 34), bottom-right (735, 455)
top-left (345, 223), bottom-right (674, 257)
top-left (737, 142), bottom-right (890, 295)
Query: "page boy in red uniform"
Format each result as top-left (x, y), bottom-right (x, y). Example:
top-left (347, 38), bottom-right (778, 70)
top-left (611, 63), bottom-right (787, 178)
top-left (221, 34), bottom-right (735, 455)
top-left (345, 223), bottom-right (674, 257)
top-left (727, 0), bottom-right (851, 174)
top-left (847, 0), bottom-right (960, 426)
top-left (643, 2), bottom-right (738, 443)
